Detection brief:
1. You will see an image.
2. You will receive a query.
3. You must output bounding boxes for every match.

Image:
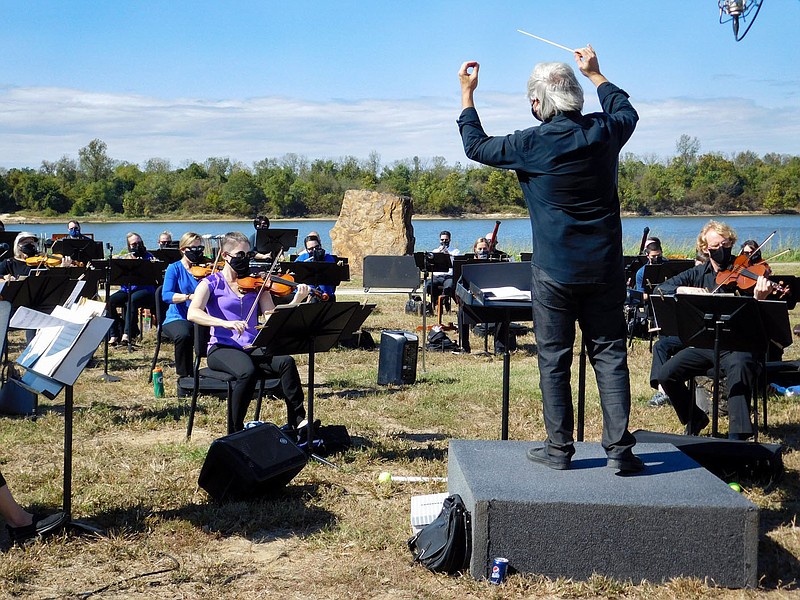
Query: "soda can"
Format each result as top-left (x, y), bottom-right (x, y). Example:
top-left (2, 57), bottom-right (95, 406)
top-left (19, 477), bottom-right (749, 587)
top-left (152, 367), bottom-right (164, 398)
top-left (489, 557), bottom-right (508, 584)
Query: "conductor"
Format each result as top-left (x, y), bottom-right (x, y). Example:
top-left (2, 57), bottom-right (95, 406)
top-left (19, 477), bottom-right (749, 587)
top-left (458, 45), bottom-right (642, 472)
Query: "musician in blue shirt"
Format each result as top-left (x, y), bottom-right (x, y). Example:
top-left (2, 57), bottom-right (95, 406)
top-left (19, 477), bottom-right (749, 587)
top-left (294, 234), bottom-right (337, 301)
top-left (458, 45), bottom-right (642, 472)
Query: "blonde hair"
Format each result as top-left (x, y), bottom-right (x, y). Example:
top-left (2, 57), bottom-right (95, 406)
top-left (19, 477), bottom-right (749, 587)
top-left (179, 232), bottom-right (203, 249)
top-left (697, 220), bottom-right (737, 254)
top-left (473, 237), bottom-right (490, 253)
top-left (221, 231), bottom-right (250, 252)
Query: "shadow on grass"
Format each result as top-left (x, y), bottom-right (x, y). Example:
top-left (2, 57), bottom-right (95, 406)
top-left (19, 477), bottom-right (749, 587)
top-left (89, 483), bottom-right (335, 542)
top-left (366, 437), bottom-right (448, 462)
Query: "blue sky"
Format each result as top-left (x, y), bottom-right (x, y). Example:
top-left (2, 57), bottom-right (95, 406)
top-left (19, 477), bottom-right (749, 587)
top-left (1, 1), bottom-right (798, 170)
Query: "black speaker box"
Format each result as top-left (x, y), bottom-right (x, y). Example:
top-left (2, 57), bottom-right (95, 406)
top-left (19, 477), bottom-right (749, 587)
top-left (199, 423), bottom-right (307, 501)
top-left (633, 429), bottom-right (784, 485)
top-left (378, 330), bottom-right (418, 385)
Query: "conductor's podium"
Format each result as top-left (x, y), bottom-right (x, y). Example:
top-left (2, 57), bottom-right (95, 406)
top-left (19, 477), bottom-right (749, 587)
top-left (448, 440), bottom-right (758, 588)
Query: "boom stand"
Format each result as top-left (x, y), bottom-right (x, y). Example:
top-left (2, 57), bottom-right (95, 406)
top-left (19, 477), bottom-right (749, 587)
top-left (413, 251), bottom-right (453, 372)
top-left (92, 259), bottom-right (121, 382)
top-left (250, 301), bottom-right (362, 463)
top-left (674, 295), bottom-right (770, 438)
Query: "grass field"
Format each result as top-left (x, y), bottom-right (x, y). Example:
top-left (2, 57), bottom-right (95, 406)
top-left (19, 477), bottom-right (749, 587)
top-left (1, 271), bottom-right (800, 599)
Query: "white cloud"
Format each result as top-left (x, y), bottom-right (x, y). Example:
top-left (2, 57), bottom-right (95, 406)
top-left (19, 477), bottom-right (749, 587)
top-left (1, 86), bottom-right (797, 170)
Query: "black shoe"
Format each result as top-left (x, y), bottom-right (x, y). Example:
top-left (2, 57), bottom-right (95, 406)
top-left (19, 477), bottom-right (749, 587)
top-left (607, 453), bottom-right (645, 473)
top-left (526, 446), bottom-right (571, 470)
top-left (6, 512), bottom-right (68, 545)
top-left (684, 411), bottom-right (710, 436)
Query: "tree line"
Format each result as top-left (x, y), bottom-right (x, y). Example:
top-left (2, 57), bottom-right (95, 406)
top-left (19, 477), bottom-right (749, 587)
top-left (0, 136), bottom-right (798, 219)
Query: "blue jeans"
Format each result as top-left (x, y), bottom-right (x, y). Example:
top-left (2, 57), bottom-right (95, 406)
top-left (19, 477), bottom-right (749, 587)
top-left (531, 265), bottom-right (636, 459)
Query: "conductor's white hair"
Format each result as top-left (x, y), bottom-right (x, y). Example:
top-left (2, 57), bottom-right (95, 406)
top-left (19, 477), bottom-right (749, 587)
top-left (527, 62), bottom-right (584, 121)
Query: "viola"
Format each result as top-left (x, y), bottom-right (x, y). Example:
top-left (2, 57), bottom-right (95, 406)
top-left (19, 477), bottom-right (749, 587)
top-left (715, 254), bottom-right (789, 298)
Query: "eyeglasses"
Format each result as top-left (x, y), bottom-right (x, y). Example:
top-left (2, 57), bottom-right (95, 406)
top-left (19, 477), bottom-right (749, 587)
top-left (225, 251), bottom-right (255, 260)
top-left (440, 238), bottom-right (450, 243)
top-left (184, 246), bottom-right (205, 252)
top-left (707, 240), bottom-right (734, 250)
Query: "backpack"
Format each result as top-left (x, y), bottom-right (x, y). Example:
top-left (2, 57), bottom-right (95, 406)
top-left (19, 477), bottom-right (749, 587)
top-left (427, 328), bottom-right (458, 351)
top-left (407, 494), bottom-right (472, 574)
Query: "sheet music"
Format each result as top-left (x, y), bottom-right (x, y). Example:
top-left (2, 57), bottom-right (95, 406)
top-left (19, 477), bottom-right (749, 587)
top-left (482, 286), bottom-right (532, 301)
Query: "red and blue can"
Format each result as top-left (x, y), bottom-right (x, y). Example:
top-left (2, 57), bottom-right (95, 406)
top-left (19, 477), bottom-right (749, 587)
top-left (489, 557), bottom-right (508, 584)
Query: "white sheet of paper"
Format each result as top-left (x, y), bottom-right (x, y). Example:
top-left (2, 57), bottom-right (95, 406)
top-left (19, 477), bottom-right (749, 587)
top-left (482, 286), bottom-right (531, 301)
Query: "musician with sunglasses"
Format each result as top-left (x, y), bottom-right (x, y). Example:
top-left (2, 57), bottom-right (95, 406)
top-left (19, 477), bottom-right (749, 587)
top-left (187, 231), bottom-right (310, 433)
top-left (161, 232), bottom-right (206, 378)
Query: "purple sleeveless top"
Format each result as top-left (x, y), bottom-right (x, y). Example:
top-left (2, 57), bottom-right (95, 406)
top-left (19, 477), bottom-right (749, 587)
top-left (204, 272), bottom-right (258, 351)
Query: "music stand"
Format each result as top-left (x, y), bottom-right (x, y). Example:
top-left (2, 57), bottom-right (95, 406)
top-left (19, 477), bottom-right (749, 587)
top-left (14, 310), bottom-right (112, 537)
top-left (108, 259), bottom-right (164, 353)
top-left (255, 228), bottom-right (298, 257)
top-left (413, 251), bottom-right (453, 372)
top-left (52, 239), bottom-right (104, 264)
top-left (250, 301), bottom-right (360, 458)
top-left (150, 248), bottom-right (182, 264)
top-left (640, 260), bottom-right (695, 293)
top-left (281, 261), bottom-right (349, 287)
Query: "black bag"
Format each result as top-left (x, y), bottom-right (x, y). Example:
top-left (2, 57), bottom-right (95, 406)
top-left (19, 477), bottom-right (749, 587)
top-left (427, 328), bottom-right (458, 351)
top-left (408, 494), bottom-right (472, 574)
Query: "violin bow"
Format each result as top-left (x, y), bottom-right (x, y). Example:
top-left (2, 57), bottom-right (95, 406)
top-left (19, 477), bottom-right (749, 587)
top-left (243, 250), bottom-right (284, 324)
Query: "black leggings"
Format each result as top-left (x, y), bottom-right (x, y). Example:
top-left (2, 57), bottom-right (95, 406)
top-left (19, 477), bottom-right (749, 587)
top-left (206, 345), bottom-right (305, 433)
top-left (162, 319), bottom-right (193, 377)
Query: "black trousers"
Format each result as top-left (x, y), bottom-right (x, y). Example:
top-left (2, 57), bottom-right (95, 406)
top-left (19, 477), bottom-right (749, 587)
top-left (649, 335), bottom-right (684, 389)
top-left (162, 319), bottom-right (193, 378)
top-left (108, 289), bottom-right (156, 338)
top-left (207, 345), bottom-right (306, 433)
top-left (658, 347), bottom-right (757, 435)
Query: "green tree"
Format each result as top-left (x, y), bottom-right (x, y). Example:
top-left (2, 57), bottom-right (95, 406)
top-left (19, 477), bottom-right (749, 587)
top-left (78, 139), bottom-right (114, 183)
top-left (219, 170), bottom-right (265, 215)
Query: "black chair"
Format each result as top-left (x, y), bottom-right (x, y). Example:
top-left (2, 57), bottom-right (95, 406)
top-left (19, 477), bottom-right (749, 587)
top-left (148, 285), bottom-right (171, 382)
top-left (184, 323), bottom-right (283, 439)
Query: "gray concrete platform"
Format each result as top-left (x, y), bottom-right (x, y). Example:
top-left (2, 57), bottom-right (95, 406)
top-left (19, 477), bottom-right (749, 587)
top-left (448, 440), bottom-right (758, 587)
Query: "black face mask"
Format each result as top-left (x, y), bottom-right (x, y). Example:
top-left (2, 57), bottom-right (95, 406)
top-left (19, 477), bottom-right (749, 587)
top-left (709, 246), bottom-right (733, 269)
top-left (227, 254), bottom-right (251, 278)
top-left (129, 242), bottom-right (147, 258)
top-left (184, 248), bottom-right (205, 264)
top-left (20, 243), bottom-right (38, 257)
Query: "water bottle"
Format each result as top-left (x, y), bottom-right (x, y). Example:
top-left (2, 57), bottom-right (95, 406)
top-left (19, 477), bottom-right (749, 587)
top-left (770, 383), bottom-right (800, 397)
top-left (152, 367), bottom-right (164, 398)
top-left (142, 309), bottom-right (152, 333)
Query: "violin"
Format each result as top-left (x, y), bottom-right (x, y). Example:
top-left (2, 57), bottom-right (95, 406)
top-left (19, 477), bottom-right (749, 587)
top-left (238, 273), bottom-right (329, 301)
top-left (714, 253), bottom-right (790, 298)
top-left (190, 262), bottom-right (225, 280)
top-left (24, 254), bottom-right (76, 268)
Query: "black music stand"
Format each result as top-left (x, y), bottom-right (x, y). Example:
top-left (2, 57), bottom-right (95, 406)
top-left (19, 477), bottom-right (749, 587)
top-left (413, 251), bottom-right (453, 372)
top-left (108, 259), bottom-right (164, 353)
top-left (250, 301), bottom-right (360, 460)
top-left (14, 312), bottom-right (113, 537)
top-left (51, 239), bottom-right (104, 264)
top-left (458, 262), bottom-right (532, 440)
top-left (640, 260), bottom-right (695, 293)
top-left (255, 228), bottom-right (298, 258)
top-left (281, 261), bottom-right (350, 288)
top-left (150, 248), bottom-right (182, 264)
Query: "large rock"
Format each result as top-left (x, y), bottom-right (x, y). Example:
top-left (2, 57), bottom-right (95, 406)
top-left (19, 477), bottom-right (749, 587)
top-left (330, 190), bottom-right (415, 277)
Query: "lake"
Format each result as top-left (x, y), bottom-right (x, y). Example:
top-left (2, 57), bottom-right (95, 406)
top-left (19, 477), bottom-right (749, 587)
top-left (13, 214), bottom-right (800, 258)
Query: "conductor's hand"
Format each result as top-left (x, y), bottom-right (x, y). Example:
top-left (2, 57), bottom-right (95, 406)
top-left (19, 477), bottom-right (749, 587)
top-left (459, 61), bottom-right (479, 108)
top-left (574, 44), bottom-right (608, 87)
top-left (226, 320), bottom-right (248, 335)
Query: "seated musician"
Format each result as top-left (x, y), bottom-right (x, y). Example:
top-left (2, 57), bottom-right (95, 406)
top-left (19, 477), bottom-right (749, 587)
top-left (0, 232), bottom-right (39, 280)
top-left (107, 232), bottom-right (156, 345)
top-left (67, 220), bottom-right (90, 240)
top-left (158, 231), bottom-right (174, 249)
top-left (424, 230), bottom-right (460, 312)
top-left (634, 237), bottom-right (666, 293)
top-left (653, 220), bottom-right (771, 439)
top-left (161, 232), bottom-right (205, 378)
top-left (294, 234), bottom-right (337, 301)
top-left (249, 215), bottom-right (272, 262)
top-left (187, 231), bottom-right (310, 433)
top-left (457, 237), bottom-right (510, 354)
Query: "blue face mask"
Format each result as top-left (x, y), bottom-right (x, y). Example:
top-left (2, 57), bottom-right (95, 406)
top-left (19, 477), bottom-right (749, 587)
top-left (69, 227), bottom-right (80, 237)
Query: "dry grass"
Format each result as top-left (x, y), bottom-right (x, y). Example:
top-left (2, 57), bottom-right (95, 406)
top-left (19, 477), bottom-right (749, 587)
top-left (2, 275), bottom-right (800, 599)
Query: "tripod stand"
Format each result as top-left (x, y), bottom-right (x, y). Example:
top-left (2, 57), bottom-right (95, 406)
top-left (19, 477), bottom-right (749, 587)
top-left (413, 251), bottom-right (453, 372)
